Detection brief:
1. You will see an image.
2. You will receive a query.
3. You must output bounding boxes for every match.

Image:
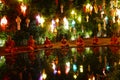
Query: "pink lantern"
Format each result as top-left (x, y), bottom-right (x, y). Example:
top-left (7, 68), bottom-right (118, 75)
top-left (0, 16), bottom-right (8, 31)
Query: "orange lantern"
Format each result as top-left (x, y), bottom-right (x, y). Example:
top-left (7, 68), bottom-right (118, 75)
top-left (26, 18), bottom-right (30, 27)
top-left (16, 16), bottom-right (21, 30)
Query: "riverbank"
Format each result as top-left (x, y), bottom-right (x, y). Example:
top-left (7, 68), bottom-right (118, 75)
top-left (0, 37), bottom-right (118, 56)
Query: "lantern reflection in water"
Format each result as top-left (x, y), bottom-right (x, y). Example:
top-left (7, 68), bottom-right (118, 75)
top-left (39, 69), bottom-right (47, 80)
top-left (0, 46), bottom-right (120, 80)
top-left (65, 61), bottom-right (70, 74)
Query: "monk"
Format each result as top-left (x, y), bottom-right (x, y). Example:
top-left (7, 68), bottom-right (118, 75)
top-left (76, 35), bottom-right (85, 47)
top-left (27, 35), bottom-right (36, 50)
top-left (110, 35), bottom-right (119, 45)
top-left (44, 37), bottom-right (53, 48)
top-left (92, 36), bottom-right (99, 45)
top-left (61, 36), bottom-right (69, 47)
top-left (4, 35), bottom-right (15, 52)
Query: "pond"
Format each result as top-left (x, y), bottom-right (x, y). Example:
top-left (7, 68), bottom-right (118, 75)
top-left (0, 46), bottom-right (120, 80)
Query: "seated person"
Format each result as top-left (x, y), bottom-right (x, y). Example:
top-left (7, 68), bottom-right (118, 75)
top-left (76, 35), bottom-right (85, 47)
top-left (4, 35), bottom-right (15, 52)
top-left (92, 36), bottom-right (99, 45)
top-left (44, 37), bottom-right (53, 48)
top-left (27, 35), bottom-right (36, 50)
top-left (61, 36), bottom-right (69, 47)
top-left (110, 35), bottom-right (119, 45)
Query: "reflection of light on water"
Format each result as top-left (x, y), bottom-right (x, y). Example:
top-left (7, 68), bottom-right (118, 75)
top-left (52, 62), bottom-right (57, 75)
top-left (88, 65), bottom-right (90, 72)
top-left (65, 62), bottom-right (70, 74)
top-left (79, 65), bottom-right (83, 73)
top-left (0, 56), bottom-right (5, 67)
top-left (39, 69), bottom-right (47, 80)
top-left (88, 73), bottom-right (95, 80)
top-left (57, 69), bottom-right (61, 75)
top-left (53, 70), bottom-right (57, 74)
top-left (103, 68), bottom-right (106, 76)
top-left (106, 64), bottom-right (110, 71)
top-left (39, 50), bottom-right (45, 58)
top-left (99, 56), bottom-right (102, 63)
top-left (114, 62), bottom-right (117, 66)
top-left (1, 46), bottom-right (119, 79)
top-left (85, 47), bottom-right (92, 54)
top-left (73, 64), bottom-right (77, 72)
top-left (86, 47), bottom-right (90, 52)
top-left (88, 76), bottom-right (95, 80)
top-left (71, 48), bottom-right (76, 54)
top-left (52, 62), bottom-right (56, 70)
top-left (73, 74), bottom-right (77, 79)
top-left (52, 61), bottom-right (61, 75)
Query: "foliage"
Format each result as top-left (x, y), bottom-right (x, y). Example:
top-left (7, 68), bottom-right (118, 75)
top-left (0, 32), bottom-right (7, 40)
top-left (0, 0), bottom-right (118, 43)
top-left (55, 25), bottom-right (71, 41)
top-left (45, 31), bottom-right (55, 42)
top-left (31, 0), bottom-right (57, 18)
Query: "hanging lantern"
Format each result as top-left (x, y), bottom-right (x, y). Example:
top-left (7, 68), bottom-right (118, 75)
top-left (50, 19), bottom-right (55, 32)
top-left (60, 4), bottom-right (64, 13)
top-left (20, 3), bottom-right (27, 16)
top-left (36, 15), bottom-right (45, 27)
top-left (86, 15), bottom-right (89, 22)
top-left (16, 16), bottom-right (21, 30)
top-left (26, 18), bottom-right (30, 27)
top-left (0, 16), bottom-right (8, 31)
top-left (86, 3), bottom-right (90, 12)
top-left (56, 18), bottom-right (59, 27)
top-left (63, 17), bottom-right (69, 30)
top-left (83, 5), bottom-right (86, 13)
top-left (93, 4), bottom-right (98, 13)
top-left (0, 0), bottom-right (2, 3)
top-left (55, 0), bottom-right (58, 5)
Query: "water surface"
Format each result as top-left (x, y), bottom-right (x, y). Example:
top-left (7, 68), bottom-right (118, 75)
top-left (0, 46), bottom-right (120, 80)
